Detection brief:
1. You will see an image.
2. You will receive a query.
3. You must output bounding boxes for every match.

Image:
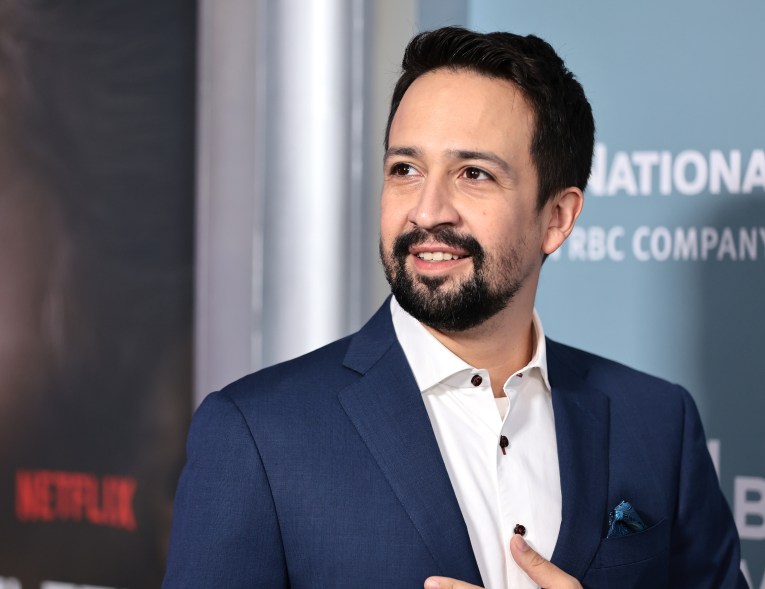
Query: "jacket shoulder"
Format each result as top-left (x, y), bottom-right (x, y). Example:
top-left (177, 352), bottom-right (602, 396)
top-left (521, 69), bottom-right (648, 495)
top-left (214, 299), bottom-right (397, 407)
top-left (546, 338), bottom-right (690, 408)
top-left (547, 338), bottom-right (681, 387)
top-left (220, 334), bottom-right (358, 403)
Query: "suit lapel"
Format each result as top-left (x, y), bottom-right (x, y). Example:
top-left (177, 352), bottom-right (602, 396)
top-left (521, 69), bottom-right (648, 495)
top-left (338, 307), bottom-right (612, 583)
top-left (547, 342), bottom-right (611, 579)
top-left (338, 303), bottom-right (482, 584)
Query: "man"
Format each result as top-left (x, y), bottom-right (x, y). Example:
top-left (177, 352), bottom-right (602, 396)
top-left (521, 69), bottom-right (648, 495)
top-left (164, 27), bottom-right (745, 588)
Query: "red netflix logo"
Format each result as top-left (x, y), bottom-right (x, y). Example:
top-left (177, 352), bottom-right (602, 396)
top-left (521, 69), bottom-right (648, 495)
top-left (15, 469), bottom-right (137, 531)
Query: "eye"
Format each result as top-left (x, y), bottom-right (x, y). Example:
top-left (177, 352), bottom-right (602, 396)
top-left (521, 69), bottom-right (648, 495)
top-left (462, 166), bottom-right (493, 181)
top-left (389, 162), bottom-right (417, 176)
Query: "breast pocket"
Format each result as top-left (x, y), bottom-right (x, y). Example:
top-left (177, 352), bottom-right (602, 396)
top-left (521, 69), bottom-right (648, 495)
top-left (590, 518), bottom-right (670, 569)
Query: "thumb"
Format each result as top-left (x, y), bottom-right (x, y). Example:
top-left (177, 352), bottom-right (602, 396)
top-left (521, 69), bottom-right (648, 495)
top-left (424, 576), bottom-right (483, 589)
top-left (509, 534), bottom-right (581, 589)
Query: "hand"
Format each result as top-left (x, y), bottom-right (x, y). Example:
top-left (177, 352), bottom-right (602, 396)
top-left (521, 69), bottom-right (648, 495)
top-left (424, 534), bottom-right (582, 589)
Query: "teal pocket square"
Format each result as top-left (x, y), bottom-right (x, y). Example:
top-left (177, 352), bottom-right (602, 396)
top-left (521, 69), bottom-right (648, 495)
top-left (607, 500), bottom-right (647, 538)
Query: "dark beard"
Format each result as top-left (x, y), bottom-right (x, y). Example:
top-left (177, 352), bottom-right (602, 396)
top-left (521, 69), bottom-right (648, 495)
top-left (380, 227), bottom-right (522, 332)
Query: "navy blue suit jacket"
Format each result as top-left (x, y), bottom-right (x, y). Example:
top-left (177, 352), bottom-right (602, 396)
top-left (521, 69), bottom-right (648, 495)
top-left (164, 302), bottom-right (745, 588)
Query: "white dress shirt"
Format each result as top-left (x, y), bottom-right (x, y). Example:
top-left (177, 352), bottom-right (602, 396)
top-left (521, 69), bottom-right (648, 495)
top-left (390, 297), bottom-right (561, 589)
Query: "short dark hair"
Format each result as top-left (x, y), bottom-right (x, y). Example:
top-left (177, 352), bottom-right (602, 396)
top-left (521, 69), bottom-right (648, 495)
top-left (385, 27), bottom-right (595, 209)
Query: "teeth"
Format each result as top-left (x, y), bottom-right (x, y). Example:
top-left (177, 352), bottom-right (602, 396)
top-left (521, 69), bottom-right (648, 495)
top-left (417, 252), bottom-right (462, 261)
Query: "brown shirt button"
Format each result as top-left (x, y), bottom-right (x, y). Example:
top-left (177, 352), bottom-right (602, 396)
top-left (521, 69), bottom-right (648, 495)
top-left (514, 523), bottom-right (526, 536)
top-left (499, 435), bottom-right (509, 455)
top-left (470, 374), bottom-right (483, 386)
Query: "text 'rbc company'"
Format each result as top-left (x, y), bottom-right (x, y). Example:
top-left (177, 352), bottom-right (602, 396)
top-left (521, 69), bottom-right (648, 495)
top-left (554, 144), bottom-right (765, 263)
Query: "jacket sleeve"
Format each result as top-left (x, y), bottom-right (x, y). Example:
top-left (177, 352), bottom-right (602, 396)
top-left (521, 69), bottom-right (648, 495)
top-left (668, 386), bottom-right (746, 588)
top-left (163, 391), bottom-right (288, 588)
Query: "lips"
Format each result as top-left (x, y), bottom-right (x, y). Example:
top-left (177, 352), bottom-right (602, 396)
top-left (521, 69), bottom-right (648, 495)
top-left (393, 228), bottom-right (482, 264)
top-left (414, 251), bottom-right (464, 261)
top-left (408, 243), bottom-right (470, 262)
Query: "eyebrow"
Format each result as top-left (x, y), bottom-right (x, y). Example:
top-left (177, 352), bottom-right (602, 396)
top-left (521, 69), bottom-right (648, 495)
top-left (384, 146), bottom-right (421, 163)
top-left (447, 149), bottom-right (514, 178)
top-left (384, 146), bottom-right (515, 179)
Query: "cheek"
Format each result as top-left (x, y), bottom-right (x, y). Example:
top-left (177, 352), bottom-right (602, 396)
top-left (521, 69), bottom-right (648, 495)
top-left (467, 209), bottom-right (511, 243)
top-left (379, 198), bottom-right (407, 239)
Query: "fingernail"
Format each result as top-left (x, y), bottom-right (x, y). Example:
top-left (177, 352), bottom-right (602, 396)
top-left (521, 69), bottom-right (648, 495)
top-left (424, 580), bottom-right (441, 589)
top-left (515, 534), bottom-right (530, 552)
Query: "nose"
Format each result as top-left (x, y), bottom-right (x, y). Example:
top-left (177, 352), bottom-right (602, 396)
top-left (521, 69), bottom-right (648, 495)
top-left (407, 176), bottom-right (460, 230)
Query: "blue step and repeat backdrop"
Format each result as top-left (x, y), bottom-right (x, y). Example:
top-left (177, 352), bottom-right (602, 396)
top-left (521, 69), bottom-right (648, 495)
top-left (466, 1), bottom-right (764, 586)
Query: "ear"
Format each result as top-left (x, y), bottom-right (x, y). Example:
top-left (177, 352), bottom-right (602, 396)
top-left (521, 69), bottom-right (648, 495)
top-left (542, 187), bottom-right (583, 255)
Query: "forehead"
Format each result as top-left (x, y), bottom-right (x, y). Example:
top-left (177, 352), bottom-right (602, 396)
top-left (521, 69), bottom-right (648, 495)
top-left (389, 69), bottom-right (535, 156)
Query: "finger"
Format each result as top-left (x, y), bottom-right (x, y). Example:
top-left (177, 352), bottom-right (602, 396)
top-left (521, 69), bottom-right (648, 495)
top-left (424, 576), bottom-right (484, 589)
top-left (509, 534), bottom-right (582, 589)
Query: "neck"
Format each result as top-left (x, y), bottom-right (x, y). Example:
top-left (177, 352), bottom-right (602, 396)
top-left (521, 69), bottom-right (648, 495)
top-left (422, 295), bottom-right (537, 398)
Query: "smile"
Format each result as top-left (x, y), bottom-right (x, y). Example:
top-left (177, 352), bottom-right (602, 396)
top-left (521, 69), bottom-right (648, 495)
top-left (416, 252), bottom-right (465, 261)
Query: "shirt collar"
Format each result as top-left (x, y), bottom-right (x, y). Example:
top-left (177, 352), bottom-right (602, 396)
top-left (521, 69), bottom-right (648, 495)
top-left (390, 296), bottom-right (551, 393)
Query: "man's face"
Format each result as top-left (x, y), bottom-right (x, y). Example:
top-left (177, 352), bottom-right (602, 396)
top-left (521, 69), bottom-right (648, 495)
top-left (380, 68), bottom-right (547, 332)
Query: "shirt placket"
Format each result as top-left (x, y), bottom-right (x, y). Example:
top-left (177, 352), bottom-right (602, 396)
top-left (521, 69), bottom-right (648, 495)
top-left (497, 371), bottom-right (536, 589)
top-left (452, 369), bottom-right (508, 589)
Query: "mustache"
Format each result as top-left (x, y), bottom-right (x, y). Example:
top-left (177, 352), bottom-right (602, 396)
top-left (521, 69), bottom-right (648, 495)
top-left (392, 227), bottom-right (484, 261)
